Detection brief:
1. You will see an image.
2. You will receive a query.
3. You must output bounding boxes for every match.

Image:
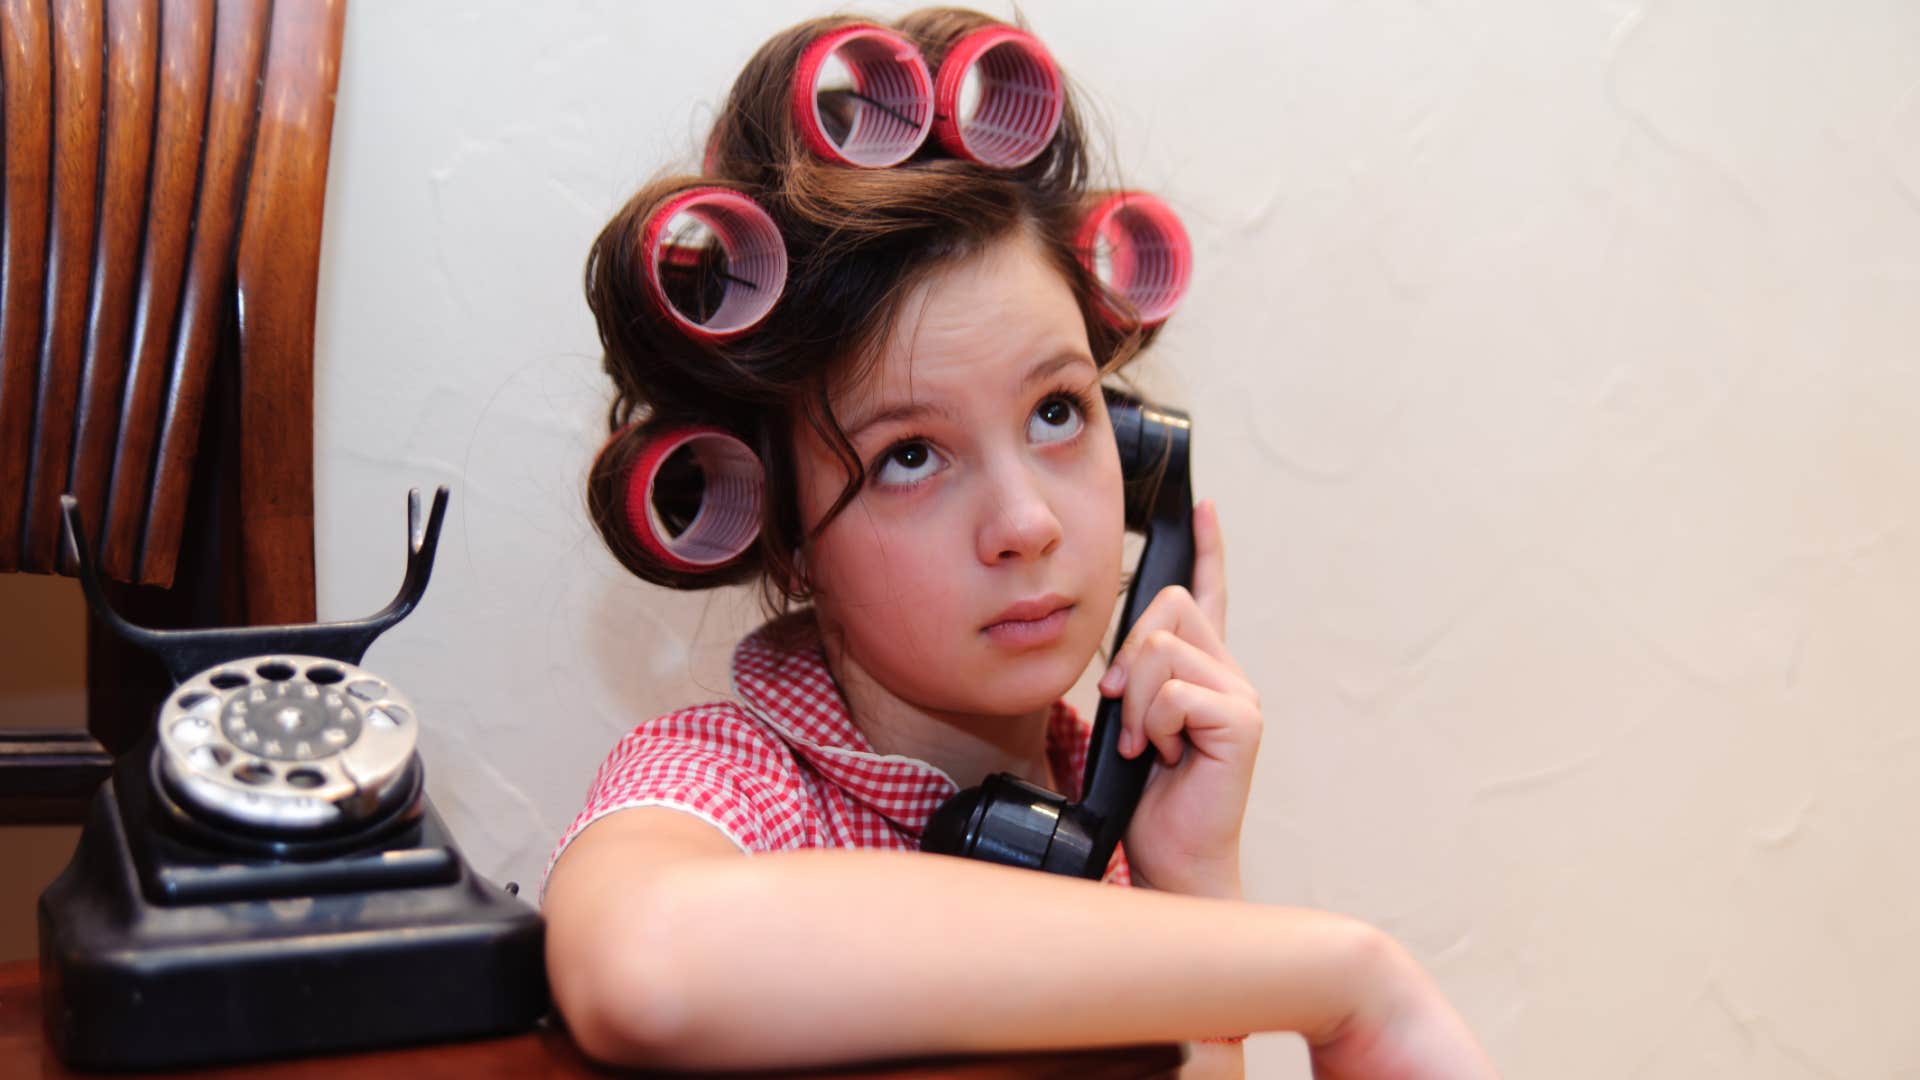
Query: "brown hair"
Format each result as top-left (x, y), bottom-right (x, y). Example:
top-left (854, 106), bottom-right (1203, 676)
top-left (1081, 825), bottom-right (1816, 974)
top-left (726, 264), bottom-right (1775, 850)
top-left (585, 7), bottom-right (1160, 608)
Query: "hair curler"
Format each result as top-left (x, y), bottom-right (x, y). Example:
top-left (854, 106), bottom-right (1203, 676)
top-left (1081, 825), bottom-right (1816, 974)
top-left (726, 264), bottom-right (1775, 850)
top-left (792, 24), bottom-right (935, 168)
top-left (641, 187), bottom-right (788, 341)
top-left (1077, 191), bottom-right (1193, 328)
top-left (621, 426), bottom-right (765, 574)
top-left (932, 27), bottom-right (1064, 168)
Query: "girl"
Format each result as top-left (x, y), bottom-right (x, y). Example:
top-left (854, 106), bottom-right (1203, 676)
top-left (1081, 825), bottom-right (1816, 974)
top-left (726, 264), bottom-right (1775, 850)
top-left (542, 9), bottom-right (1497, 1077)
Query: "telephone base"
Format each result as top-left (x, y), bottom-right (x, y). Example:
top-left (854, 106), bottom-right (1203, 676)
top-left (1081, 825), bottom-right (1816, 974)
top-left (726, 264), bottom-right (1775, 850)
top-left (37, 754), bottom-right (547, 1071)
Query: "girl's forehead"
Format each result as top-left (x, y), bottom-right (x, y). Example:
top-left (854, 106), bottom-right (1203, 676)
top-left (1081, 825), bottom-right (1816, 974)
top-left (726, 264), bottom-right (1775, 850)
top-left (836, 232), bottom-right (1091, 411)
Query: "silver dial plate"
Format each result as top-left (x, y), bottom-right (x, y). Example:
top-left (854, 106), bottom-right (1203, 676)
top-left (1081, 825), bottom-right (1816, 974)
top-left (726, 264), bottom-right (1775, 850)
top-left (157, 655), bottom-right (419, 831)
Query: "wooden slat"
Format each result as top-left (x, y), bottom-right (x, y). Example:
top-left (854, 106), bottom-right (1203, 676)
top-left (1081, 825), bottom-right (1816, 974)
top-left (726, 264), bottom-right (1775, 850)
top-left (229, 0), bottom-right (339, 625)
top-left (98, 0), bottom-right (209, 581)
top-left (137, 0), bottom-right (268, 587)
top-left (0, 728), bottom-right (109, 823)
top-left (0, 0), bottom-right (52, 572)
top-left (64, 0), bottom-right (157, 575)
top-left (19, 0), bottom-right (102, 572)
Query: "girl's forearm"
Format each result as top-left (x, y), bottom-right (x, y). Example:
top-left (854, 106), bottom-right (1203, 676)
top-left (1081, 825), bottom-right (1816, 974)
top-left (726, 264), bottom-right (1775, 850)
top-left (563, 847), bottom-right (1386, 1070)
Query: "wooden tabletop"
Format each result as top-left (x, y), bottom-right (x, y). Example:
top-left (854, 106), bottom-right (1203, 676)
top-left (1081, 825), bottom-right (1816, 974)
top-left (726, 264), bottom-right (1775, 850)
top-left (0, 958), bottom-right (1182, 1078)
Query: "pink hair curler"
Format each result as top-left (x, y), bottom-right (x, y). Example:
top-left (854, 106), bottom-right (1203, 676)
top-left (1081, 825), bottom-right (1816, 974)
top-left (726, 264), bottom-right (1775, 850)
top-left (933, 27), bottom-right (1064, 168)
top-left (623, 426), bottom-right (765, 573)
top-left (1076, 192), bottom-right (1193, 328)
top-left (641, 187), bottom-right (788, 341)
top-left (792, 25), bottom-right (935, 168)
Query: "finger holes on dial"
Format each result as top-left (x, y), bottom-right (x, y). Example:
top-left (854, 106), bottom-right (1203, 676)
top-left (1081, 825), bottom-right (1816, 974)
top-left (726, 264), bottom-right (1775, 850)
top-left (189, 744), bottom-right (233, 771)
top-left (345, 678), bottom-right (386, 701)
top-left (625, 427), bottom-right (765, 572)
top-left (934, 28), bottom-right (1063, 167)
top-left (1078, 192), bottom-right (1192, 327)
top-left (796, 25), bottom-right (934, 167)
top-left (643, 187), bottom-right (787, 340)
top-left (208, 671), bottom-right (250, 690)
top-left (255, 661), bottom-right (296, 682)
top-left (284, 768), bottom-right (325, 790)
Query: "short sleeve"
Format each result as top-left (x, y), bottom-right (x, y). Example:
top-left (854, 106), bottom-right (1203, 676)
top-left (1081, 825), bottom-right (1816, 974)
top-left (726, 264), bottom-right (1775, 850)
top-left (541, 703), bottom-right (800, 899)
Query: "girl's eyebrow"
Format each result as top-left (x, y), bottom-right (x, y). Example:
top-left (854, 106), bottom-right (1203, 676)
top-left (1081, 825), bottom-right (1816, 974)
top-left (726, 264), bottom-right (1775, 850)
top-left (845, 351), bottom-right (1098, 440)
top-left (844, 399), bottom-right (958, 441)
top-left (1021, 349), bottom-right (1098, 388)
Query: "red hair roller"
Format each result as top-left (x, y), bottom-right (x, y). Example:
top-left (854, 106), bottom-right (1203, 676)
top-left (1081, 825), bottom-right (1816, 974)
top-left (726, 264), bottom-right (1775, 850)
top-left (933, 27), bottom-right (1064, 168)
top-left (1076, 192), bottom-right (1193, 328)
top-left (792, 25), bottom-right (935, 168)
top-left (640, 187), bottom-right (788, 341)
top-left (623, 426), bottom-right (765, 573)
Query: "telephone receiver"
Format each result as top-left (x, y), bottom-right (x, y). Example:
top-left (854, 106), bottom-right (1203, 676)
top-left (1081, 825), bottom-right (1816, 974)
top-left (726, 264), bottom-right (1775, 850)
top-left (921, 389), bottom-right (1194, 878)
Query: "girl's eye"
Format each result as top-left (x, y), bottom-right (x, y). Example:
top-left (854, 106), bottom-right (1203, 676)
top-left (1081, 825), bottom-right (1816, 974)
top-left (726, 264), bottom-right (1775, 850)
top-left (1027, 395), bottom-right (1085, 444)
top-left (872, 440), bottom-right (946, 487)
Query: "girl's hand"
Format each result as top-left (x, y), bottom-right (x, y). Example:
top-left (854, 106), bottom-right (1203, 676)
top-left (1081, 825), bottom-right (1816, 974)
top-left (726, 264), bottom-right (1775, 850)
top-left (1098, 499), bottom-right (1259, 899)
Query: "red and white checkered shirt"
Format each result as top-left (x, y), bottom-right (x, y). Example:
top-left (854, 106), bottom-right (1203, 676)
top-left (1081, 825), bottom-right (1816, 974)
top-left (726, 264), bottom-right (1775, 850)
top-left (546, 615), bottom-right (1129, 892)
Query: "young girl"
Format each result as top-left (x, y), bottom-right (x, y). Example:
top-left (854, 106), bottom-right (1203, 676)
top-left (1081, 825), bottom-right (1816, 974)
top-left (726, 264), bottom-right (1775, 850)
top-left (542, 9), bottom-right (1497, 1077)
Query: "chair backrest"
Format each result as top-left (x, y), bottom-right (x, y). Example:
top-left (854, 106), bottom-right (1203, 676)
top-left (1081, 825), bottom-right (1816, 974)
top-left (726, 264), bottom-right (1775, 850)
top-left (0, 0), bottom-right (342, 625)
top-left (0, 0), bottom-right (345, 822)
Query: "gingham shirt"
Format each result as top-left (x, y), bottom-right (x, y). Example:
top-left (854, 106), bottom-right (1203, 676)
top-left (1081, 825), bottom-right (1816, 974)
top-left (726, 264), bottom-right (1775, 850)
top-left (547, 615), bottom-right (1130, 890)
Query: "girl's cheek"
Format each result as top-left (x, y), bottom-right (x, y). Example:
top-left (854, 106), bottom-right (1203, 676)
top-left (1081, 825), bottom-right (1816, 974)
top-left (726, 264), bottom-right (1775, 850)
top-left (823, 515), bottom-right (933, 606)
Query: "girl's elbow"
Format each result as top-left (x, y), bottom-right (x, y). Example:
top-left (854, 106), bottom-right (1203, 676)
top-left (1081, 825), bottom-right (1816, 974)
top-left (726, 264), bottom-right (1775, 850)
top-left (545, 880), bottom-right (702, 1066)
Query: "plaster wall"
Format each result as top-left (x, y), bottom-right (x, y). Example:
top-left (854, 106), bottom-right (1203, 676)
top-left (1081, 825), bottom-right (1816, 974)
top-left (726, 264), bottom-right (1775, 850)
top-left (315, 3), bottom-right (1920, 1075)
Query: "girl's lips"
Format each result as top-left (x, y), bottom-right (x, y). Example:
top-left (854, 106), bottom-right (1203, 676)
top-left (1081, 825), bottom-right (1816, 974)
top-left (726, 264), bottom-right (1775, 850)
top-left (982, 603), bottom-right (1074, 648)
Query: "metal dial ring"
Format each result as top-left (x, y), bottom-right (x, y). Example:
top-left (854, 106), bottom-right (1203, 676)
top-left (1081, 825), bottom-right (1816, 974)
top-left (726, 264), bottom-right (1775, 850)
top-left (156, 654), bottom-right (419, 831)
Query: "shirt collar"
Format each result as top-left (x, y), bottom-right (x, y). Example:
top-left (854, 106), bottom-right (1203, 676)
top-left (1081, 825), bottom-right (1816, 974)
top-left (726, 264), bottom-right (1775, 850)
top-left (729, 614), bottom-right (1091, 839)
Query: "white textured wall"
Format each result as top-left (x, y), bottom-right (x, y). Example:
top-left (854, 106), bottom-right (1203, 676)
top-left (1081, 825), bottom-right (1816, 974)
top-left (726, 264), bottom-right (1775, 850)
top-left (314, 3), bottom-right (1920, 1076)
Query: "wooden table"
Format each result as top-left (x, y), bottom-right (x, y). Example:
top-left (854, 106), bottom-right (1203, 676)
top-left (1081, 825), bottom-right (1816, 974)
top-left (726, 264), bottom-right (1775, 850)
top-left (0, 959), bottom-right (1182, 1078)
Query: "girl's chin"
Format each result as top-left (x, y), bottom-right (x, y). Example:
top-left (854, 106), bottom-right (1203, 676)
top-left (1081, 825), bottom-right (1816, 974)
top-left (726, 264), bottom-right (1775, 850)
top-left (944, 656), bottom-right (1091, 717)
top-left (843, 622), bottom-right (1103, 717)
top-left (967, 691), bottom-right (1075, 720)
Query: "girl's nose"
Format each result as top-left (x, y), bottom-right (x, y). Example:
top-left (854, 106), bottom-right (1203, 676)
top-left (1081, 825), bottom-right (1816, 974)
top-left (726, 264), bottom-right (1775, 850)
top-left (976, 462), bottom-right (1063, 564)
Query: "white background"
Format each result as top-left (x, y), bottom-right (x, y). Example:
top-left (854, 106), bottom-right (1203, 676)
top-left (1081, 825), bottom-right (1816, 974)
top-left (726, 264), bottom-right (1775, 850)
top-left (314, 2), bottom-right (1920, 1075)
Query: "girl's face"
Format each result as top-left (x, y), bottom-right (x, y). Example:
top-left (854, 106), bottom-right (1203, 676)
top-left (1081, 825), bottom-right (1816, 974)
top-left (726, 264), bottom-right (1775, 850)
top-left (794, 229), bottom-right (1126, 720)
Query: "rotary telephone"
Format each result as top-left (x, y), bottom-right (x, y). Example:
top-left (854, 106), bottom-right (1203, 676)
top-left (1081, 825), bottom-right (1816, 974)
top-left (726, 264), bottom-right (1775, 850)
top-left (37, 489), bottom-right (547, 1071)
top-left (922, 390), bottom-right (1194, 878)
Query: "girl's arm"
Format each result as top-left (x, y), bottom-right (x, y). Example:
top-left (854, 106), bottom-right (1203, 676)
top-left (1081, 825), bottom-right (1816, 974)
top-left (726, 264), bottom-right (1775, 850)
top-left (544, 808), bottom-right (1488, 1076)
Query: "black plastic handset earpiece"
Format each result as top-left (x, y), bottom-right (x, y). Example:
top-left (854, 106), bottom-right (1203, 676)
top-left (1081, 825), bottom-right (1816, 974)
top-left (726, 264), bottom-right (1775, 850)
top-left (921, 389), bottom-right (1193, 878)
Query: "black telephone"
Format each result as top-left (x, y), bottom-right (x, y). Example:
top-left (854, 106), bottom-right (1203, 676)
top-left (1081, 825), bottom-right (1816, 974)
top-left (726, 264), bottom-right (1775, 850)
top-left (921, 390), bottom-right (1194, 878)
top-left (37, 489), bottom-right (548, 1071)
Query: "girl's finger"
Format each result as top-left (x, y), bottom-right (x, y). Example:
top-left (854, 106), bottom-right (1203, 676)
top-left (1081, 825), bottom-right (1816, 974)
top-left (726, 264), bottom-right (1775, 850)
top-left (1137, 678), bottom-right (1201, 766)
top-left (1101, 582), bottom-right (1235, 697)
top-left (1137, 678), bottom-right (1261, 767)
top-left (1114, 629), bottom-right (1254, 753)
top-left (1191, 498), bottom-right (1228, 638)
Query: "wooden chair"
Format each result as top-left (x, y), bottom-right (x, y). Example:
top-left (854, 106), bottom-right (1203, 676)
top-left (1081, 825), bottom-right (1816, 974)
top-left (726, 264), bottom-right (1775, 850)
top-left (0, 0), bottom-right (345, 823)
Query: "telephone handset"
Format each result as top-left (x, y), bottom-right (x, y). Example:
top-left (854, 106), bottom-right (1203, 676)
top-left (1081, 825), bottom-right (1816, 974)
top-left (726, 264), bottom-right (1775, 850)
top-left (921, 389), bottom-right (1194, 878)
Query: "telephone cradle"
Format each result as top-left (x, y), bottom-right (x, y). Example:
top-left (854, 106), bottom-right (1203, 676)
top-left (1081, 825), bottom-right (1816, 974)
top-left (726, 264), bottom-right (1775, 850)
top-left (37, 488), bottom-right (548, 1072)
